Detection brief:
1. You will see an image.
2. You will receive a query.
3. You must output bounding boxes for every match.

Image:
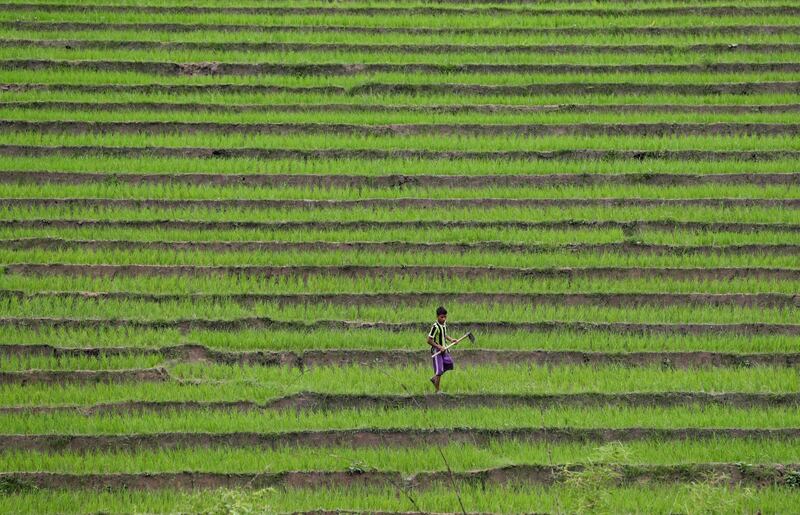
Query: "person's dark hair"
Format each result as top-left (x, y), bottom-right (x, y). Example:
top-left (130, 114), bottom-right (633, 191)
top-left (436, 306), bottom-right (448, 316)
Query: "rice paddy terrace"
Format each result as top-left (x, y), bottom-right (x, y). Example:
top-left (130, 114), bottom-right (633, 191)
top-left (1, 0), bottom-right (800, 512)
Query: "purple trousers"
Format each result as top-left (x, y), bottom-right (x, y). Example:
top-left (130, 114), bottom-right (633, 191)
top-left (432, 353), bottom-right (454, 376)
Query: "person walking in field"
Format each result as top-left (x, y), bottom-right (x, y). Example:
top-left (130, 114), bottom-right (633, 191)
top-left (428, 305), bottom-right (457, 393)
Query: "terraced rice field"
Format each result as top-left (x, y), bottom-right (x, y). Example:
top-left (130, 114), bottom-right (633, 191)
top-left (2, 0), bottom-right (800, 512)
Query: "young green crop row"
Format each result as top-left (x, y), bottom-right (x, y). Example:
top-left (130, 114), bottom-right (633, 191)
top-left (0, 354), bottom-right (161, 371)
top-left (7, 106), bottom-right (800, 124)
top-left (3, 246), bottom-right (798, 268)
top-left (3, 439), bottom-right (800, 474)
top-left (2, 359), bottom-right (798, 393)
top-left (6, 131), bottom-right (800, 152)
top-left (5, 46), bottom-right (800, 66)
top-left (5, 404), bottom-right (800, 432)
top-left (1, 0), bottom-right (788, 11)
top-left (5, 484), bottom-right (800, 515)
top-left (2, 153), bottom-right (799, 176)
top-left (3, 296), bottom-right (797, 324)
top-left (5, 204), bottom-right (797, 224)
top-left (0, 10), bottom-right (795, 30)
top-left (9, 27), bottom-right (800, 46)
top-left (5, 271), bottom-right (800, 296)
top-left (3, 326), bottom-right (796, 353)
top-left (3, 90), bottom-right (798, 108)
top-left (5, 183), bottom-right (796, 201)
top-left (5, 69), bottom-right (800, 88)
top-left (6, 226), bottom-right (800, 246)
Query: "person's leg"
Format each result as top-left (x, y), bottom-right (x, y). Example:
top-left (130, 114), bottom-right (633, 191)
top-left (431, 355), bottom-right (443, 391)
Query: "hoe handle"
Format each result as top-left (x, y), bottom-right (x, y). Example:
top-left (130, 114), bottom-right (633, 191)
top-left (431, 333), bottom-right (470, 357)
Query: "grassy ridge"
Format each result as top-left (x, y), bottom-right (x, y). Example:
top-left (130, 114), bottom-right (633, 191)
top-left (3, 326), bottom-right (798, 352)
top-left (3, 296), bottom-right (798, 324)
top-left (5, 405), bottom-right (800, 431)
top-left (5, 439), bottom-right (800, 473)
top-left (8, 107), bottom-right (800, 123)
top-left (7, 28), bottom-right (800, 45)
top-left (5, 485), bottom-right (800, 515)
top-left (3, 155), bottom-right (800, 175)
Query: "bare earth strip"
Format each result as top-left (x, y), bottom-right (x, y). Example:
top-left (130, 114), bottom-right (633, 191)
top-left (4, 198), bottom-right (800, 210)
top-left (4, 431), bottom-right (800, 453)
top-left (3, 344), bottom-right (800, 369)
top-left (5, 101), bottom-right (800, 115)
top-left (1, 3), bottom-right (798, 16)
top-left (9, 40), bottom-right (800, 55)
top-left (6, 82), bottom-right (799, 95)
top-left (2, 290), bottom-right (798, 309)
top-left (4, 21), bottom-right (800, 37)
top-left (2, 172), bottom-right (797, 188)
top-left (2, 239), bottom-right (798, 257)
top-left (3, 220), bottom-right (798, 235)
top-left (3, 146), bottom-right (800, 162)
top-left (6, 60), bottom-right (800, 76)
top-left (2, 317), bottom-right (800, 336)
top-left (1, 464), bottom-right (799, 490)
top-left (4, 392), bottom-right (800, 415)
top-left (7, 264), bottom-right (800, 281)
top-left (0, 367), bottom-right (168, 385)
top-left (5, 120), bottom-right (800, 137)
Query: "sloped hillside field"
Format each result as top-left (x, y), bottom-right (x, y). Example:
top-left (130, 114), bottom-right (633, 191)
top-left (1, 0), bottom-right (800, 512)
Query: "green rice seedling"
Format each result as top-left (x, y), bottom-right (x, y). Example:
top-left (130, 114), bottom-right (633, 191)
top-left (4, 45), bottom-right (800, 65)
top-left (2, 90), bottom-right (798, 108)
top-left (3, 326), bottom-right (797, 353)
top-left (3, 296), bottom-right (798, 324)
top-left (166, 362), bottom-right (800, 395)
top-left (2, 155), bottom-right (799, 176)
top-left (3, 204), bottom-right (796, 223)
top-left (6, 105), bottom-right (800, 124)
top-left (4, 270), bottom-right (799, 296)
top-left (0, 354), bottom-right (162, 371)
top-left (4, 405), bottom-right (800, 433)
top-left (2, 484), bottom-right (798, 515)
top-left (2, 182), bottom-right (797, 201)
top-left (3, 68), bottom-right (800, 88)
top-left (2, 438), bottom-right (800, 474)
top-left (1, 245), bottom-right (797, 268)
top-left (0, 10), bottom-right (795, 31)
top-left (8, 27), bottom-right (800, 47)
top-left (6, 131), bottom-right (800, 152)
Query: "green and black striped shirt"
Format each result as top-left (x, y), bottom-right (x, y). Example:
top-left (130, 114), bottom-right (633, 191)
top-left (428, 322), bottom-right (447, 354)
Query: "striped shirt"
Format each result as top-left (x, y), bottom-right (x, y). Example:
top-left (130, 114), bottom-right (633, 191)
top-left (428, 322), bottom-right (447, 354)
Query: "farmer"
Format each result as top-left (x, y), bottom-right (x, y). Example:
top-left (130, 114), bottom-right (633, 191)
top-left (428, 305), bottom-right (457, 393)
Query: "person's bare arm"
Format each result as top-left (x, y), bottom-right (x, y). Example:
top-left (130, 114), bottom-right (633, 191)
top-left (428, 335), bottom-right (446, 353)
